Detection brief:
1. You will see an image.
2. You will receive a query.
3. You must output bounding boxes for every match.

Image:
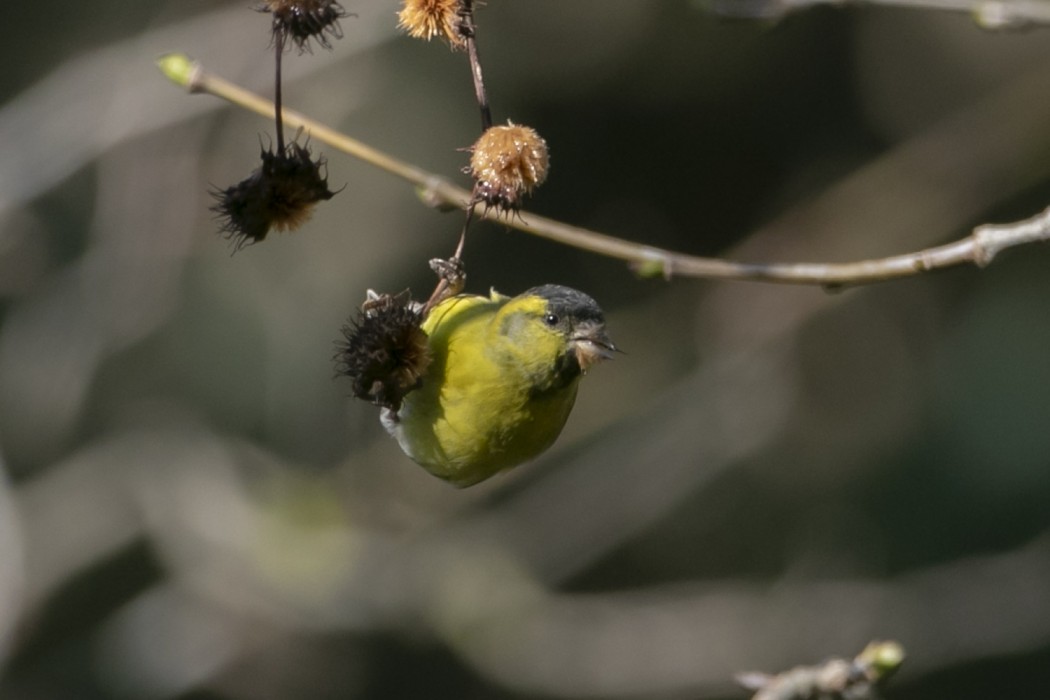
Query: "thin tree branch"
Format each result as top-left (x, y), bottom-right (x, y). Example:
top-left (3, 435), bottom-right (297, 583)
top-left (157, 53), bottom-right (1050, 288)
top-left (458, 0), bottom-right (493, 131)
top-left (705, 0), bottom-right (1050, 29)
top-left (273, 30), bottom-right (286, 153)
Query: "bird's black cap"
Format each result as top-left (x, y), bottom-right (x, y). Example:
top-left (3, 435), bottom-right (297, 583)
top-left (526, 284), bottom-right (606, 324)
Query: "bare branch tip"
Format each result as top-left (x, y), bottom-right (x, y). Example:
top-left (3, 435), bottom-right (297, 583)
top-left (157, 53), bottom-right (200, 90)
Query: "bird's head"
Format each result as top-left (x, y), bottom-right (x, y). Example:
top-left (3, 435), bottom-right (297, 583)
top-left (495, 285), bottom-right (617, 388)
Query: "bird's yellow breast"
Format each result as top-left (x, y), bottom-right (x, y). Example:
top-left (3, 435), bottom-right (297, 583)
top-left (384, 292), bottom-right (581, 487)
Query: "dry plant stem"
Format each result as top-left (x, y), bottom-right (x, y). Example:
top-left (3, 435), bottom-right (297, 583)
top-left (160, 55), bottom-right (1050, 287)
top-left (459, 0), bottom-right (493, 131)
top-left (274, 30), bottom-right (286, 152)
top-left (710, 0), bottom-right (1050, 28)
top-left (422, 204), bottom-right (474, 313)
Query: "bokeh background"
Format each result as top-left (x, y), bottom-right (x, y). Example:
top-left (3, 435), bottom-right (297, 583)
top-left (1, 1), bottom-right (1049, 698)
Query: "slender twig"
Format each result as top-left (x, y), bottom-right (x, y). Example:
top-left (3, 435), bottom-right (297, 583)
top-left (458, 0), bottom-right (493, 131)
top-left (273, 29), bottom-right (286, 152)
top-left (422, 203), bottom-right (474, 314)
top-left (428, 0), bottom-right (489, 307)
top-left (705, 0), bottom-right (1050, 29)
top-left (454, 203), bottom-right (473, 262)
top-left (158, 54), bottom-right (1050, 287)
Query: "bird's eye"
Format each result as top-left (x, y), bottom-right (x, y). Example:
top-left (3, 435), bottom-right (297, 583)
top-left (543, 312), bottom-right (559, 327)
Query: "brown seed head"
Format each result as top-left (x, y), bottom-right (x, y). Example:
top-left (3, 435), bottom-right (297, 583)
top-left (262, 0), bottom-right (347, 51)
top-left (397, 0), bottom-right (464, 49)
top-left (335, 292), bottom-right (431, 411)
top-left (210, 142), bottom-right (336, 251)
top-left (468, 122), bottom-right (550, 213)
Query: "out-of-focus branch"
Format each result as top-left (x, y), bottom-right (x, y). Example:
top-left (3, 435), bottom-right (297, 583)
top-left (15, 430), bottom-right (1049, 699)
top-left (158, 53), bottom-right (1050, 288)
top-left (416, 535), bottom-right (1050, 698)
top-left (737, 641), bottom-right (905, 700)
top-left (0, 457), bottom-right (24, 669)
top-left (703, 0), bottom-right (1050, 30)
top-left (127, 447), bottom-right (1050, 700)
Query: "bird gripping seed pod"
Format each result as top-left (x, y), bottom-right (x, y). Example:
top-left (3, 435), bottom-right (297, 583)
top-left (367, 285), bottom-right (615, 487)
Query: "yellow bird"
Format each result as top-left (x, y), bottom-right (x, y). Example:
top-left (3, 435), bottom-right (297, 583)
top-left (381, 284), bottom-right (616, 487)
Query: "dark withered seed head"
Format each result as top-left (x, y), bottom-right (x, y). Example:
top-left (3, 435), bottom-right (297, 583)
top-left (261, 0), bottom-right (348, 52)
top-left (335, 292), bottom-right (431, 411)
top-left (210, 141), bottom-right (336, 252)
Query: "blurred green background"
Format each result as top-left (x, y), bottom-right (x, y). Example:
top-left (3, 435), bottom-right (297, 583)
top-left (1, 1), bottom-right (1049, 698)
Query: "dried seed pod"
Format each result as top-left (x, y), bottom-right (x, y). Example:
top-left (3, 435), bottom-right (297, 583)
top-left (335, 292), bottom-right (431, 411)
top-left (210, 142), bottom-right (336, 251)
top-left (262, 0), bottom-right (348, 51)
top-left (468, 122), bottom-right (550, 213)
top-left (397, 0), bottom-right (464, 49)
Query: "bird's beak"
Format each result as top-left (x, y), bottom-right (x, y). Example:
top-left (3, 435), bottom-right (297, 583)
top-left (571, 321), bottom-right (618, 372)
